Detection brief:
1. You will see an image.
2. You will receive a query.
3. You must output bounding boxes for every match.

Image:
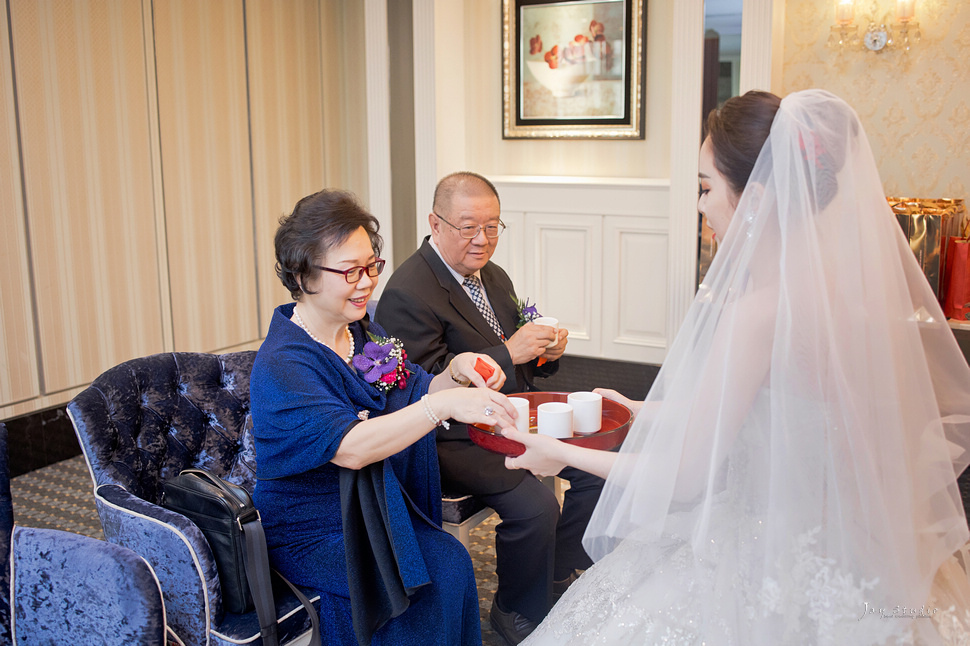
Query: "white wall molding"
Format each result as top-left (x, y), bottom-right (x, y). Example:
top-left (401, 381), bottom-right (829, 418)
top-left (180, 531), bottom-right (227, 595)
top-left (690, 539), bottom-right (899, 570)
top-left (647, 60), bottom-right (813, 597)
top-left (491, 176), bottom-right (670, 218)
top-left (427, 0), bottom-right (466, 243)
top-left (603, 216), bottom-right (669, 362)
top-left (491, 177), bottom-right (671, 364)
top-left (667, 1), bottom-right (705, 350)
top-left (527, 214), bottom-right (603, 358)
top-left (740, 0), bottom-right (783, 93)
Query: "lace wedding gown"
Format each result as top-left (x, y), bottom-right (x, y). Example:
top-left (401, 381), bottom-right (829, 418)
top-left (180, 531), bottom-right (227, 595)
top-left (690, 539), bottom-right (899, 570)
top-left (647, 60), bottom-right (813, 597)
top-left (526, 534), bottom-right (970, 645)
top-left (526, 401), bottom-right (970, 645)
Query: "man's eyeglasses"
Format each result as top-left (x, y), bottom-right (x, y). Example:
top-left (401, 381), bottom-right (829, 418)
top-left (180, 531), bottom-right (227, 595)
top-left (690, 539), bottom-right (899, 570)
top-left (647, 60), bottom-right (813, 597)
top-left (433, 212), bottom-right (506, 239)
top-left (314, 259), bottom-right (386, 283)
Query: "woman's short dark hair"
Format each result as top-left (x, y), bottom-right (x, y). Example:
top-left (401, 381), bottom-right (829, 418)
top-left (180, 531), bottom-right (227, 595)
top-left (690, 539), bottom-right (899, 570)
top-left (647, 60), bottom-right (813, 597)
top-left (275, 189), bottom-right (383, 300)
top-left (704, 90), bottom-right (782, 195)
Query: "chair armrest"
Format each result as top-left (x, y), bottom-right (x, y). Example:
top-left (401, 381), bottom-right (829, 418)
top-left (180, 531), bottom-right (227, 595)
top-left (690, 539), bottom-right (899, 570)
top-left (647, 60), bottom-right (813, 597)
top-left (95, 483), bottom-right (221, 643)
top-left (11, 526), bottom-right (166, 645)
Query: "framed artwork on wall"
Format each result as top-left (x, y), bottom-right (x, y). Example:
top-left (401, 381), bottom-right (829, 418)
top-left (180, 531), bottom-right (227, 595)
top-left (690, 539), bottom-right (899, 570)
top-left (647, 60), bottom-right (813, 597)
top-left (503, 0), bottom-right (645, 139)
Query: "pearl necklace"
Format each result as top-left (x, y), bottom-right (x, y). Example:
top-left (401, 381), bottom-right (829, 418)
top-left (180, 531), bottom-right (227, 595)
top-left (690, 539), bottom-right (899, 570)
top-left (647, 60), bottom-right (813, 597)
top-left (292, 308), bottom-right (354, 364)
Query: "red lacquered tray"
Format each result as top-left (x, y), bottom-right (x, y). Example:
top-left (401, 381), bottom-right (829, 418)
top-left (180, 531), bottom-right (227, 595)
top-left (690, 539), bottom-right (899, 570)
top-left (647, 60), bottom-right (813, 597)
top-left (468, 392), bottom-right (633, 457)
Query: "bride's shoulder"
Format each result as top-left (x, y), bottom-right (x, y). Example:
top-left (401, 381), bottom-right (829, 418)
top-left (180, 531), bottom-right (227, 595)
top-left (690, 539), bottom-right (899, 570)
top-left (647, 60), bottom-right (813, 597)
top-left (723, 283), bottom-right (779, 330)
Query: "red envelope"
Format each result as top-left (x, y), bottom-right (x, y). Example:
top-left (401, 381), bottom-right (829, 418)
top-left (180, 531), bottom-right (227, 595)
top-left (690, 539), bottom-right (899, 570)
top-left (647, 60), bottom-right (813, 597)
top-left (474, 357), bottom-right (495, 381)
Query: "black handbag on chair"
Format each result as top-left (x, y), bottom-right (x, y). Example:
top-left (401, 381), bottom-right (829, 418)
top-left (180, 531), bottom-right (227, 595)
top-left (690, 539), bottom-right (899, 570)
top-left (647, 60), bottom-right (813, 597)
top-left (163, 469), bottom-right (320, 646)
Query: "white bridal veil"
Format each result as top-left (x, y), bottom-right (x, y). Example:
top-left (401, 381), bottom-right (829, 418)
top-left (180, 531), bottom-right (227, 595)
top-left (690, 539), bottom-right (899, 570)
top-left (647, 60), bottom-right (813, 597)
top-left (583, 90), bottom-right (970, 643)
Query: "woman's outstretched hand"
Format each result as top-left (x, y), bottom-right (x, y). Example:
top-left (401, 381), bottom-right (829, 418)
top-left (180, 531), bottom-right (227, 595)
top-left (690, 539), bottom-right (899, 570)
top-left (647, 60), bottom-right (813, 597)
top-left (450, 353), bottom-right (506, 390)
top-left (502, 428), bottom-right (568, 478)
top-left (432, 387), bottom-right (516, 431)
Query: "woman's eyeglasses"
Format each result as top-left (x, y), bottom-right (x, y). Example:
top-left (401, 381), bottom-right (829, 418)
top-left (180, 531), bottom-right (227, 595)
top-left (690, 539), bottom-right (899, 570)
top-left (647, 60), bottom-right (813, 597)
top-left (433, 212), bottom-right (506, 239)
top-left (314, 259), bottom-right (386, 283)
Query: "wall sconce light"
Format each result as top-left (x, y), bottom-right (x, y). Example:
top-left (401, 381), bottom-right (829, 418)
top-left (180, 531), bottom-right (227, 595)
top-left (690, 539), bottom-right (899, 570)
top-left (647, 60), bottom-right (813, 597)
top-left (828, 0), bottom-right (921, 54)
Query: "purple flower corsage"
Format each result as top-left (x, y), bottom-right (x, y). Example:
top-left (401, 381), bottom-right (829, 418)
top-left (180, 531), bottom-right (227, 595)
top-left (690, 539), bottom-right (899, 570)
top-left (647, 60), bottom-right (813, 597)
top-left (352, 333), bottom-right (410, 393)
top-left (513, 296), bottom-right (542, 329)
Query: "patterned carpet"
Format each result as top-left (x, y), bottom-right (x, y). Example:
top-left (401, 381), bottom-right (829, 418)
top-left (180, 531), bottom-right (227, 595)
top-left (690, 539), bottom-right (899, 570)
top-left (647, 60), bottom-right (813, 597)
top-left (9, 454), bottom-right (508, 645)
top-left (10, 455), bottom-right (102, 540)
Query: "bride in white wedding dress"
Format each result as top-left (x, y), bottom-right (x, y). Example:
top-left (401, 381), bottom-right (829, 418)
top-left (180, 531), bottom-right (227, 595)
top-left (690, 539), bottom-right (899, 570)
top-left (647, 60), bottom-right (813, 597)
top-left (504, 90), bottom-right (970, 645)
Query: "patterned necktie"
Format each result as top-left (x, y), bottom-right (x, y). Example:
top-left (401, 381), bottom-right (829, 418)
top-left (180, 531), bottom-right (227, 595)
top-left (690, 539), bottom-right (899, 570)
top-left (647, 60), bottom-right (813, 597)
top-left (463, 275), bottom-right (506, 341)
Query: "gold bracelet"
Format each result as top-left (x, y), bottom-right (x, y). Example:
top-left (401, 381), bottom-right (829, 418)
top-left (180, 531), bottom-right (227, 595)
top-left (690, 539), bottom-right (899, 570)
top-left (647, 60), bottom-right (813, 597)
top-left (449, 361), bottom-right (471, 386)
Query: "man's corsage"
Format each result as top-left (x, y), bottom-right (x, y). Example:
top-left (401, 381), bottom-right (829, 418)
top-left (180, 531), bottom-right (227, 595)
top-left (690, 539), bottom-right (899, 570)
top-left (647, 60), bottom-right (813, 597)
top-left (513, 296), bottom-right (542, 329)
top-left (352, 333), bottom-right (411, 393)
top-left (512, 295), bottom-right (550, 366)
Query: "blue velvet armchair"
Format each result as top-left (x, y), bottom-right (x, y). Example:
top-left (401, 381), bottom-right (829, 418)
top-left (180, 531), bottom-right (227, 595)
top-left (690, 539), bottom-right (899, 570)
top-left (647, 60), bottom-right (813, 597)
top-left (0, 422), bottom-right (166, 645)
top-left (66, 352), bottom-right (319, 646)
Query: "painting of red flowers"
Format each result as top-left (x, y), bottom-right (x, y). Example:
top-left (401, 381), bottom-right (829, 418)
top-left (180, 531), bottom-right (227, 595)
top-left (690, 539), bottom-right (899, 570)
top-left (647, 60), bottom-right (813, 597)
top-left (503, 0), bottom-right (645, 139)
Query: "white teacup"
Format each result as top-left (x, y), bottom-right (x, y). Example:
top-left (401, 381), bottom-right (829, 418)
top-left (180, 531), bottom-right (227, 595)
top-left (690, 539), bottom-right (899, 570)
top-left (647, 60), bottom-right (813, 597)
top-left (531, 316), bottom-right (559, 349)
top-left (508, 397), bottom-right (531, 435)
top-left (568, 391), bottom-right (602, 435)
top-left (537, 402), bottom-right (573, 438)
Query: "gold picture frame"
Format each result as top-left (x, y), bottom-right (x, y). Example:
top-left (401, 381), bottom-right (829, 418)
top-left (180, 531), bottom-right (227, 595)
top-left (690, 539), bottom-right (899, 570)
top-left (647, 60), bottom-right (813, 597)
top-left (503, 0), bottom-right (645, 139)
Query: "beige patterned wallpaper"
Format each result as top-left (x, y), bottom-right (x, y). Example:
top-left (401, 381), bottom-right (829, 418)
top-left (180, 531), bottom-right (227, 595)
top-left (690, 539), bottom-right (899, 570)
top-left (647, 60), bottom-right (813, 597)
top-left (782, 0), bottom-right (970, 197)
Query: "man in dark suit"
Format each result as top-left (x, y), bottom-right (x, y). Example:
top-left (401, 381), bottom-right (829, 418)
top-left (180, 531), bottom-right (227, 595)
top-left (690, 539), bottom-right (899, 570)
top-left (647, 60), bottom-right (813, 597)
top-left (375, 171), bottom-right (604, 645)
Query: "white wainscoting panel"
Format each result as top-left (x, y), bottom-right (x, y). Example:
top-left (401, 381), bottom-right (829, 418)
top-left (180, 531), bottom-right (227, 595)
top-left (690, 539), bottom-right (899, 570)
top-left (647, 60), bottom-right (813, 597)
top-left (603, 216), bottom-right (669, 364)
top-left (492, 177), bottom-right (670, 364)
top-left (527, 214), bottom-right (603, 358)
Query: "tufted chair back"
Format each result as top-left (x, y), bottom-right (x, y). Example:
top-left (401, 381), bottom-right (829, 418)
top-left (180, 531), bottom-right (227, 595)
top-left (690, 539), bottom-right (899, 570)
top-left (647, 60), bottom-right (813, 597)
top-left (66, 351), bottom-right (321, 646)
top-left (69, 351), bottom-right (257, 502)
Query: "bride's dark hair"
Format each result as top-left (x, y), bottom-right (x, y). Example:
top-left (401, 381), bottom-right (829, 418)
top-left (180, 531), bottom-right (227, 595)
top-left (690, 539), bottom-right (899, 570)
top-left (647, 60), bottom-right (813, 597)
top-left (704, 90), bottom-right (782, 195)
top-left (708, 90), bottom-right (857, 210)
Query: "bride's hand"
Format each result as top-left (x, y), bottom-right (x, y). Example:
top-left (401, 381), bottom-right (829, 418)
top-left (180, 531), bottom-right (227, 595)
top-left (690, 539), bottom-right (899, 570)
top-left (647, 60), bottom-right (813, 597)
top-left (593, 387), bottom-right (643, 417)
top-left (502, 428), bottom-right (568, 478)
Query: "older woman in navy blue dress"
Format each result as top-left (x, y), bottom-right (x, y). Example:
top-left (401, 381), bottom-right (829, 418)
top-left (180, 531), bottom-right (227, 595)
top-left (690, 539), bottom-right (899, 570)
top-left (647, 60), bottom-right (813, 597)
top-left (251, 189), bottom-right (516, 645)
